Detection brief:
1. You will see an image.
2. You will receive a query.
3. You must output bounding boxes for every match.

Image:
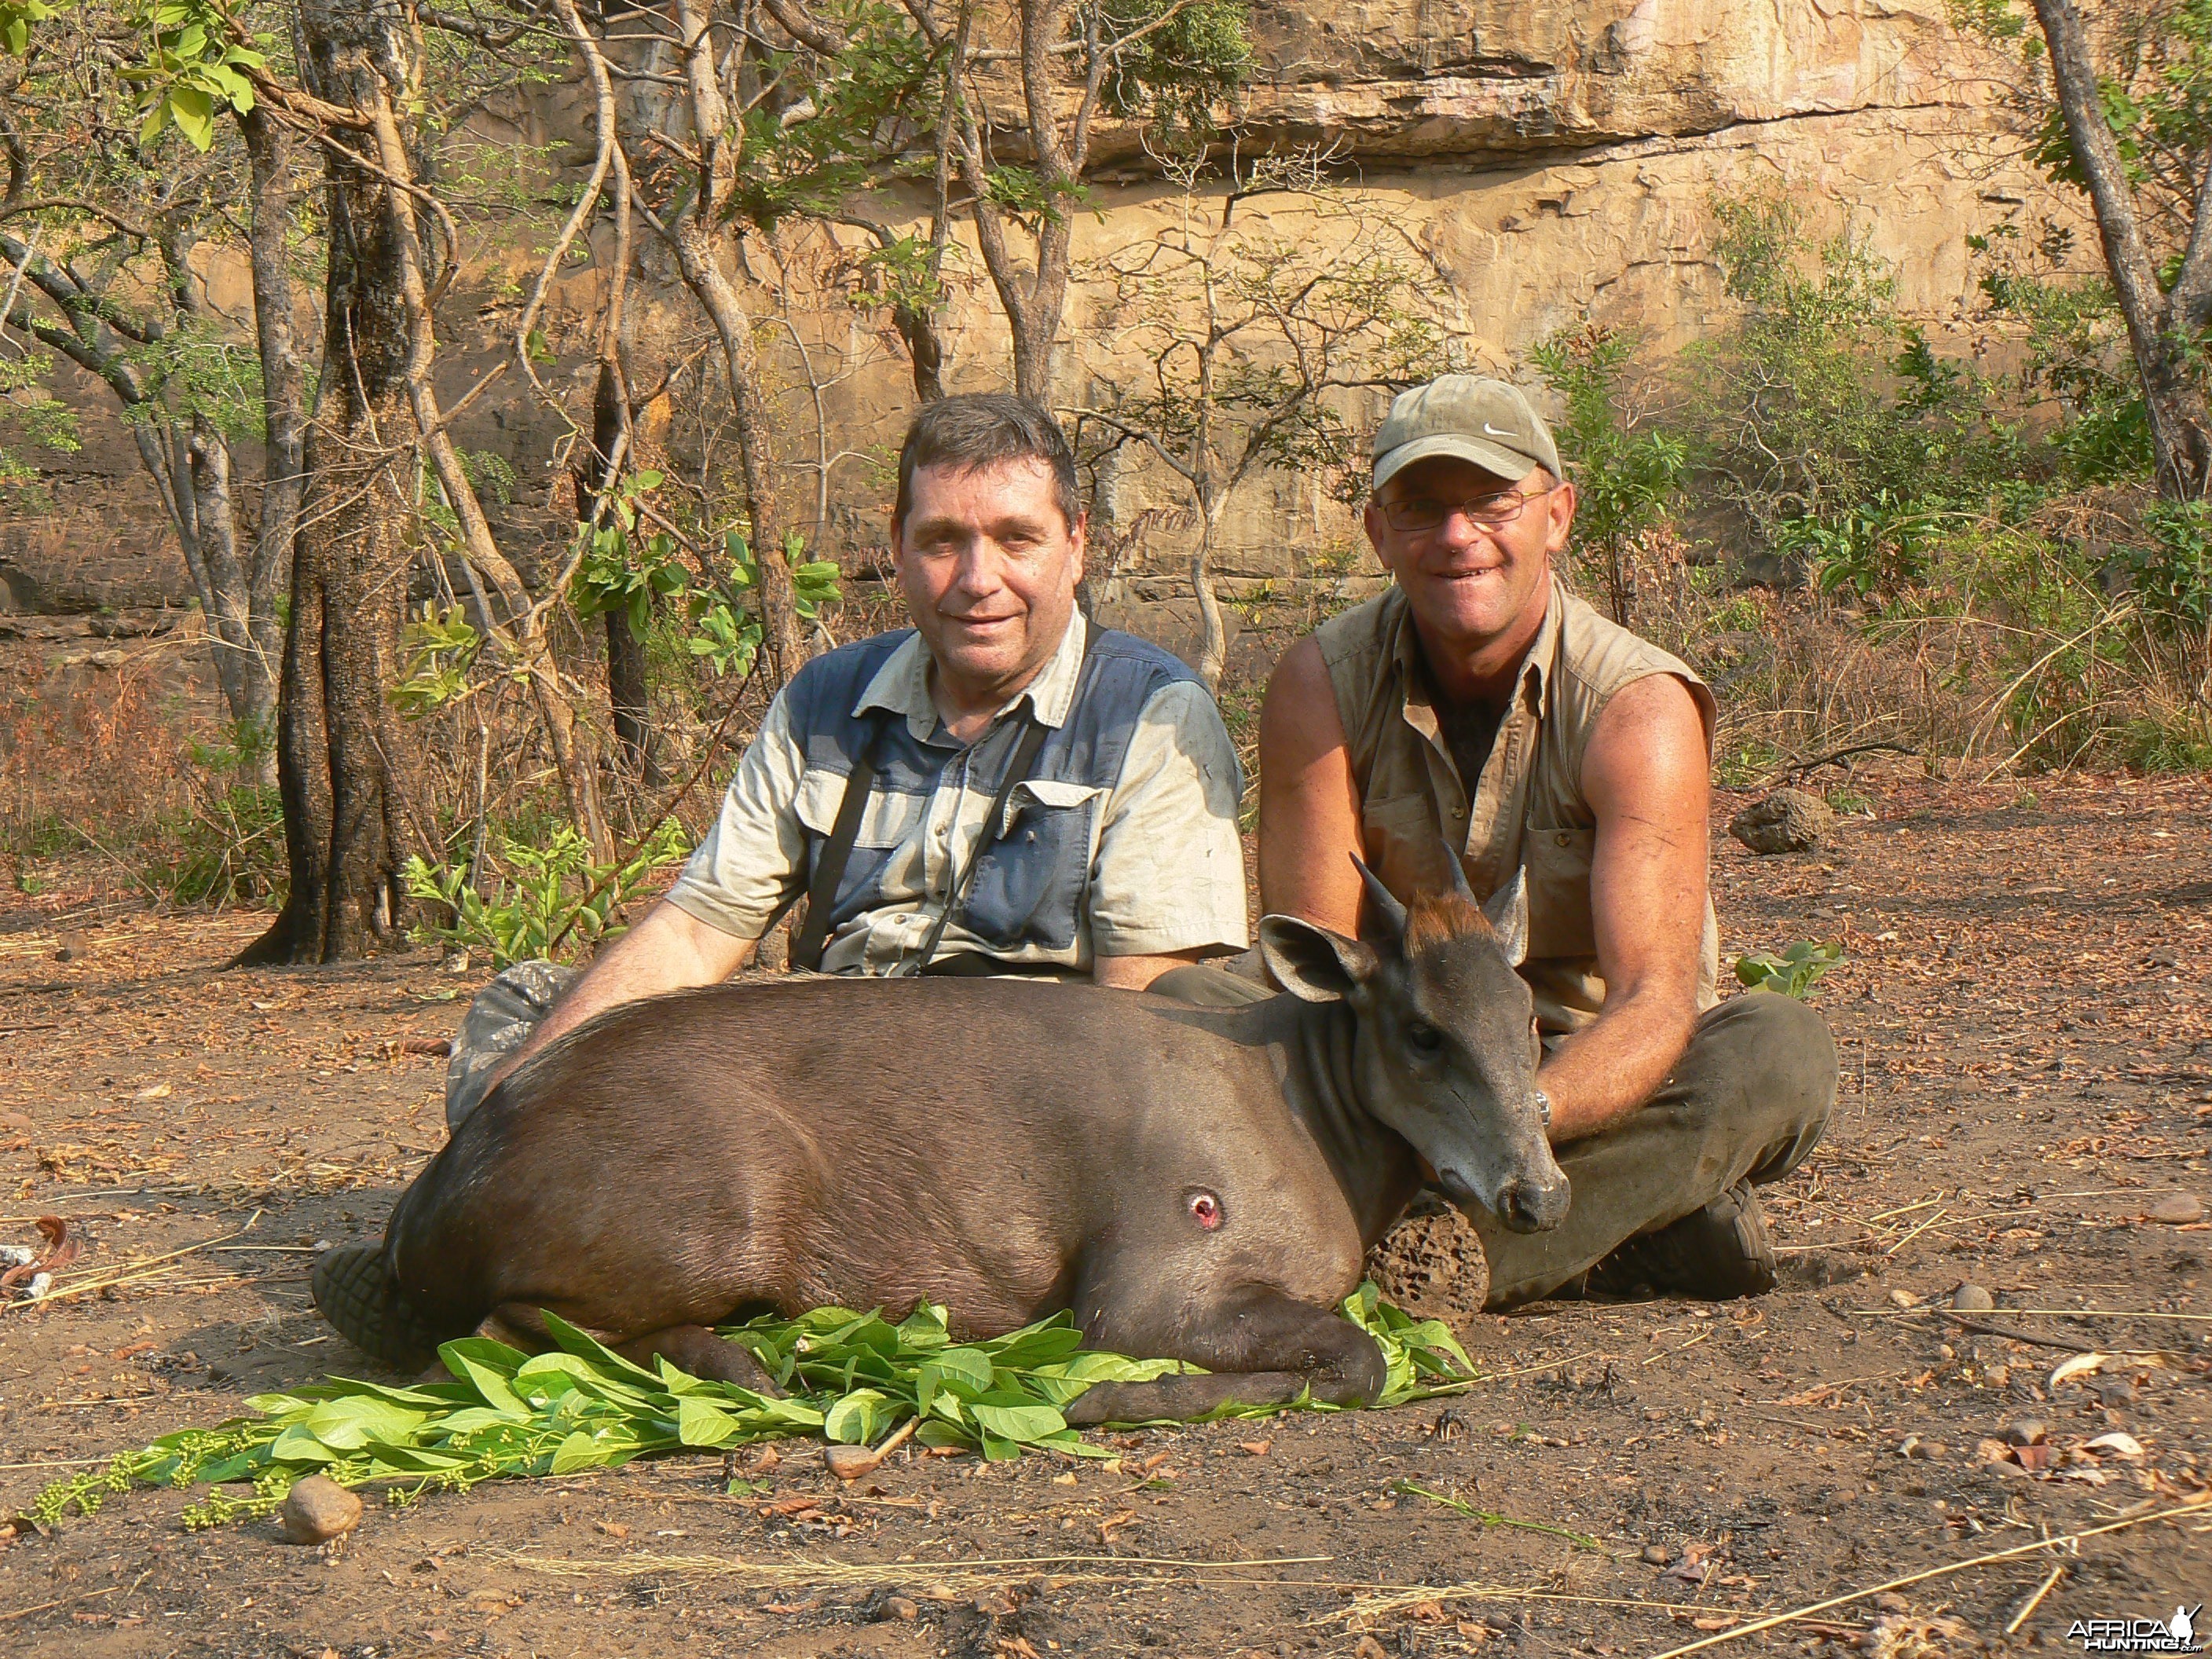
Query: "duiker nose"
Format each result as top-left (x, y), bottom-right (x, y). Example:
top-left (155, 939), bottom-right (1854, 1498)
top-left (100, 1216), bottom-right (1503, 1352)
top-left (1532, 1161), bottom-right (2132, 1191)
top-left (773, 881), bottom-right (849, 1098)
top-left (1496, 1174), bottom-right (1570, 1234)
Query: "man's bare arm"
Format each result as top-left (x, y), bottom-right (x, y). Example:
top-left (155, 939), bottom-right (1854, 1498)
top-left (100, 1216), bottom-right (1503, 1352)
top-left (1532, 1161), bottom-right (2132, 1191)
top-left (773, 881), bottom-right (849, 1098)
top-left (1257, 635), bottom-right (1364, 935)
top-left (489, 899), bottom-right (758, 1086)
top-left (1536, 673), bottom-right (1711, 1141)
top-left (1094, 947), bottom-right (1216, 991)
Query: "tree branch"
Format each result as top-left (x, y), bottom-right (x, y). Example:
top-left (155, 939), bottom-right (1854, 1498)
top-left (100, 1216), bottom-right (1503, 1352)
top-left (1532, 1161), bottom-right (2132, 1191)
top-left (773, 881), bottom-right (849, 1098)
top-left (758, 0), bottom-right (847, 53)
top-left (0, 196), bottom-right (154, 241)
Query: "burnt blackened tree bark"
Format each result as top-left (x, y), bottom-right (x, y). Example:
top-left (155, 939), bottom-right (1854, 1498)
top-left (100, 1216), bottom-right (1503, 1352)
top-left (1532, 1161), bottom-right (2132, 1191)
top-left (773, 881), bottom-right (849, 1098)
top-left (574, 357), bottom-right (657, 775)
top-left (241, 0), bottom-right (433, 964)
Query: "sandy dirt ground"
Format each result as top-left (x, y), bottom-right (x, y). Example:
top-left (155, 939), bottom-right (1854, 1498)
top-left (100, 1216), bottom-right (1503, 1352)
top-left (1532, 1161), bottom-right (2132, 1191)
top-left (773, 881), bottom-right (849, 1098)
top-left (0, 767), bottom-right (2207, 1657)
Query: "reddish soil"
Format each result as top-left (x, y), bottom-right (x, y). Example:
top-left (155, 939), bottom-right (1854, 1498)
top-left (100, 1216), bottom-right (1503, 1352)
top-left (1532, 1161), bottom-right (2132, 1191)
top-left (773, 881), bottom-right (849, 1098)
top-left (0, 766), bottom-right (2207, 1657)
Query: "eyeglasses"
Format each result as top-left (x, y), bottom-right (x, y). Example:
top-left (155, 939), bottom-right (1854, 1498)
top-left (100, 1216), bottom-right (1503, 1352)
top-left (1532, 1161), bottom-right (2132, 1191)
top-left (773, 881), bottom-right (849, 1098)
top-left (1378, 482), bottom-right (1559, 534)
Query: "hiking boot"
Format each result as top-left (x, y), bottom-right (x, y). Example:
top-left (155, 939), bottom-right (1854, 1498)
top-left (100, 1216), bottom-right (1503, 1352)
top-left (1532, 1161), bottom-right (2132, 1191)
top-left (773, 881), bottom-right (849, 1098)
top-left (1583, 1180), bottom-right (1778, 1300)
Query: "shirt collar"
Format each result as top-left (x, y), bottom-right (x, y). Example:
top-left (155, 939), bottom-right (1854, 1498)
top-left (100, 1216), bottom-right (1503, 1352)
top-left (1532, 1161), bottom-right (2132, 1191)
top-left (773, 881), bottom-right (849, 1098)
top-left (1393, 573), bottom-right (1563, 731)
top-left (854, 610), bottom-right (1090, 741)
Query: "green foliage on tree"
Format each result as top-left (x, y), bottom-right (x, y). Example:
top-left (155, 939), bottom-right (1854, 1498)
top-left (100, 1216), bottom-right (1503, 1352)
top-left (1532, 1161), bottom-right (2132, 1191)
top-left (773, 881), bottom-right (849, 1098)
top-left (560, 471), bottom-right (844, 685)
top-left (731, 2), bottom-right (941, 229)
top-left (1528, 324), bottom-right (1687, 621)
top-left (119, 0), bottom-right (266, 149)
top-left (1093, 0), bottom-right (1252, 144)
top-left (1678, 191), bottom-right (2030, 595)
top-left (0, 349), bottom-right (81, 490)
top-left (401, 819), bottom-right (692, 968)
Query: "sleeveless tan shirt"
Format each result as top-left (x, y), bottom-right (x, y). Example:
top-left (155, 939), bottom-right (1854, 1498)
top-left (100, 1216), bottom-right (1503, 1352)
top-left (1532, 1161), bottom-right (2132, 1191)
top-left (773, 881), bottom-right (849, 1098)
top-left (1315, 577), bottom-right (1720, 1035)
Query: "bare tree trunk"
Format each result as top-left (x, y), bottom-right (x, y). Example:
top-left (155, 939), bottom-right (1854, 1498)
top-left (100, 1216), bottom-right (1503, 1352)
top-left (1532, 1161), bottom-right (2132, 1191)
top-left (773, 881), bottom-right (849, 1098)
top-left (185, 416), bottom-right (264, 732)
top-left (656, 0), bottom-right (804, 682)
top-left (952, 0), bottom-right (1107, 404)
top-left (1193, 486), bottom-right (1228, 694)
top-left (241, 0), bottom-right (432, 965)
top-left (2031, 0), bottom-right (2212, 499)
top-left (242, 104), bottom-right (306, 787)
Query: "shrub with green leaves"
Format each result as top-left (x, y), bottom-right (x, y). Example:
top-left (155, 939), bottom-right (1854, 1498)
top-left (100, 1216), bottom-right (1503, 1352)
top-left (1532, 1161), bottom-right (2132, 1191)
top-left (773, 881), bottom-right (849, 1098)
top-left (566, 474), bottom-right (844, 683)
top-left (1683, 192), bottom-right (2025, 564)
top-left (392, 603), bottom-right (483, 717)
top-left (401, 818), bottom-right (690, 968)
top-left (1734, 939), bottom-right (1844, 999)
top-left (687, 529), bottom-right (844, 680)
top-left (31, 1289), bottom-right (1476, 1529)
top-left (119, 0), bottom-right (266, 151)
top-left (1529, 324), bottom-right (1687, 621)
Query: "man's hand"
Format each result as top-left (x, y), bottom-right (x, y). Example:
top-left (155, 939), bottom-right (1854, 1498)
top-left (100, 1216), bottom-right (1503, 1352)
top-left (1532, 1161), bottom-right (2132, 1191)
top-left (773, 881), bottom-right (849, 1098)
top-left (485, 899), bottom-right (756, 1091)
top-left (1536, 673), bottom-right (1710, 1141)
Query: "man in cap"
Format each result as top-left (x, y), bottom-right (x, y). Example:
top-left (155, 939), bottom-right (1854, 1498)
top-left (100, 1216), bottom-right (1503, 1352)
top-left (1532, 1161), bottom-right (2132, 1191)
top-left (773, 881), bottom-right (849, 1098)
top-left (1253, 375), bottom-right (1838, 1306)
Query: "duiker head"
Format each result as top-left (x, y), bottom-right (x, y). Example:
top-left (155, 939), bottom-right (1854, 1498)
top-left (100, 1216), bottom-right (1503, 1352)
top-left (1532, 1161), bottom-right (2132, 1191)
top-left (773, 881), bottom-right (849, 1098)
top-left (1258, 854), bottom-right (1570, 1234)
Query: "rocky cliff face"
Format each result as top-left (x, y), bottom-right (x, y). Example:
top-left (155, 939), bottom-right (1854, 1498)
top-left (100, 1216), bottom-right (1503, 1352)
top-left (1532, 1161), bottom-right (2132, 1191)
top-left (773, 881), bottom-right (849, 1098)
top-left (5, 2), bottom-right (2071, 624)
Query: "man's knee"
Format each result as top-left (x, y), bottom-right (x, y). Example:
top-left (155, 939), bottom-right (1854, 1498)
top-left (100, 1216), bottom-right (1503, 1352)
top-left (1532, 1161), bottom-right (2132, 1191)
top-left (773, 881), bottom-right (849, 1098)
top-left (1662, 993), bottom-right (1837, 1182)
top-left (1687, 993), bottom-right (1837, 1108)
top-left (445, 961), bottom-right (577, 1129)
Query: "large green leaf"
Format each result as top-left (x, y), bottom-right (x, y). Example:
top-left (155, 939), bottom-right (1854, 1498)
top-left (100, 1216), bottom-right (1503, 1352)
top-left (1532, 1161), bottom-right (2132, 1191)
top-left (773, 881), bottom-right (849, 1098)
top-left (969, 1401), bottom-right (1068, 1444)
top-left (266, 1426), bottom-right (340, 1465)
top-left (443, 1353), bottom-right (530, 1419)
top-left (924, 1347), bottom-right (995, 1399)
top-left (548, 1430), bottom-right (610, 1475)
top-left (299, 1396), bottom-right (430, 1452)
top-left (676, 1397), bottom-right (742, 1448)
top-left (821, 1388), bottom-right (897, 1445)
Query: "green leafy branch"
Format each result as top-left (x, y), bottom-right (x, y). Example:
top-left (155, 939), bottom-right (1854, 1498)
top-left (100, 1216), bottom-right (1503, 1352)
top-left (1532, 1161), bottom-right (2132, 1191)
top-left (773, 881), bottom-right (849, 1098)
top-left (0, 0), bottom-right (50, 57)
top-left (391, 602), bottom-right (483, 716)
top-left (1734, 939), bottom-right (1844, 1000)
top-left (401, 818), bottom-right (690, 969)
top-left (31, 1289), bottom-right (1478, 1529)
top-left (566, 472), bottom-right (843, 681)
top-left (118, 0), bottom-right (268, 152)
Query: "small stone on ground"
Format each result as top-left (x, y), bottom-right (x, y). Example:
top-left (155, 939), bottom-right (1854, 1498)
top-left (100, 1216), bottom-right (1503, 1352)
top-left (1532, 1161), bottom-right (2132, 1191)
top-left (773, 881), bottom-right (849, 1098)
top-left (278, 1474), bottom-right (362, 1544)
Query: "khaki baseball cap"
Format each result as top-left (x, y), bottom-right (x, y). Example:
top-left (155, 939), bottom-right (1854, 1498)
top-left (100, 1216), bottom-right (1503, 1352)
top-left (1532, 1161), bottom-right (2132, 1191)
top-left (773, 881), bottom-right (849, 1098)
top-left (1372, 375), bottom-right (1561, 493)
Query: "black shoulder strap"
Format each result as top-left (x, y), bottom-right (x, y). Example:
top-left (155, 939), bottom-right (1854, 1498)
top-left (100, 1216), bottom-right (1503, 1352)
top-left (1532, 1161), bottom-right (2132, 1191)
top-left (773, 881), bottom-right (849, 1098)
top-left (910, 623), bottom-right (1102, 975)
top-left (791, 624), bottom-right (1104, 976)
top-left (909, 711), bottom-right (1052, 974)
top-left (788, 716), bottom-right (883, 972)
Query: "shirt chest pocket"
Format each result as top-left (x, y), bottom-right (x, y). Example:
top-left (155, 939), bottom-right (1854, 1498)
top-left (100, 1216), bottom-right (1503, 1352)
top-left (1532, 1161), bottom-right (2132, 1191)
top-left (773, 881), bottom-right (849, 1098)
top-left (964, 779), bottom-right (1105, 952)
top-left (794, 766), bottom-right (929, 850)
top-left (1523, 823), bottom-right (1596, 961)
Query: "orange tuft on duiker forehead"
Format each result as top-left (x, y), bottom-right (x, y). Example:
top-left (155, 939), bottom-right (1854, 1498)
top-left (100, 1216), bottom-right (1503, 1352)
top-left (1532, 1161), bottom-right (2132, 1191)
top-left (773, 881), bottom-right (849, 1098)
top-left (1402, 892), bottom-right (1492, 954)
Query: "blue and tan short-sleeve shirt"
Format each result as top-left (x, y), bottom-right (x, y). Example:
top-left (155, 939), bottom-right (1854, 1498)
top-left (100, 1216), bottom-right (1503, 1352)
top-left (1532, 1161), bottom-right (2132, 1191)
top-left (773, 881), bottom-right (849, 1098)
top-left (665, 613), bottom-right (1249, 974)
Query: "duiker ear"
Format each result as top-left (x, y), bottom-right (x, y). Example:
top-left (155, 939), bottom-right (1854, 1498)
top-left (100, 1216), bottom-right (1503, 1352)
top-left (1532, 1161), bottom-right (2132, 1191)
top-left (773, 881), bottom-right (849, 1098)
top-left (1483, 865), bottom-right (1530, 968)
top-left (1258, 915), bottom-right (1379, 1003)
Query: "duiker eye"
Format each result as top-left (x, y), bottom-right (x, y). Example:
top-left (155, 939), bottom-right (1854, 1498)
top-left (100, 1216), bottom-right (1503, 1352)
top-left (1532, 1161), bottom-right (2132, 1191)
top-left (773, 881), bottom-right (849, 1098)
top-left (1406, 1020), bottom-right (1444, 1054)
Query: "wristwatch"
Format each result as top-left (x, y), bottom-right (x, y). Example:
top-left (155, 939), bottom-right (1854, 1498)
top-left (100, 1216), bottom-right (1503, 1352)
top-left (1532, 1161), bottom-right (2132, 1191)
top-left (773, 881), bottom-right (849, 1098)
top-left (1533, 1088), bottom-right (1553, 1128)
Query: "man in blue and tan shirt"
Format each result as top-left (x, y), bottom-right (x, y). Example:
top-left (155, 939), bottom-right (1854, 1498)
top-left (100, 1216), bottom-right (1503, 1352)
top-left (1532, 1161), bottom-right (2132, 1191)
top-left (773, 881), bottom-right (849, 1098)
top-left (454, 394), bottom-right (1247, 1122)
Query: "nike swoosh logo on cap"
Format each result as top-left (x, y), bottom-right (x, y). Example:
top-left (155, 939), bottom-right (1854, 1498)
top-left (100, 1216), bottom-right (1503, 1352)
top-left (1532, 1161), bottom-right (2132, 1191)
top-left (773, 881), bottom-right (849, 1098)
top-left (1483, 423), bottom-right (1519, 438)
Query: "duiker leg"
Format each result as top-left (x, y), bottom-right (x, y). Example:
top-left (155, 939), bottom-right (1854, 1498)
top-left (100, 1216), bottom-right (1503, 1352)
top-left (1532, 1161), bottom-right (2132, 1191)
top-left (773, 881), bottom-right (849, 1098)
top-left (482, 1303), bottom-right (784, 1393)
top-left (613, 1324), bottom-right (784, 1393)
top-left (1064, 1282), bottom-right (1385, 1426)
